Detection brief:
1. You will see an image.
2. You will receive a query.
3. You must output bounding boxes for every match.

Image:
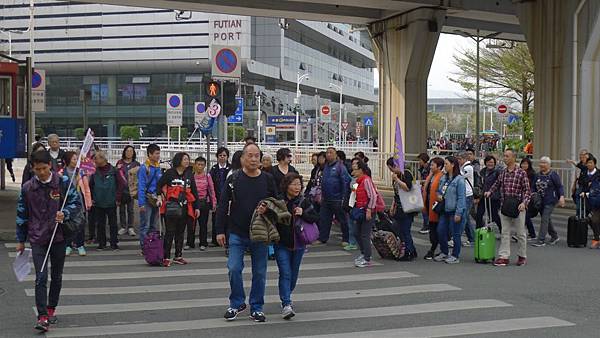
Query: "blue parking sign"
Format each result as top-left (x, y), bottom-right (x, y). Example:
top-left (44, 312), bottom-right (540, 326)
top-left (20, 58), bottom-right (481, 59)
top-left (228, 97), bottom-right (244, 124)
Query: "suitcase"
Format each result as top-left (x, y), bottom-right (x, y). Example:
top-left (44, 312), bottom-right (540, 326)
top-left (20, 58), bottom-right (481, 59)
top-left (372, 230), bottom-right (405, 260)
top-left (144, 216), bottom-right (164, 266)
top-left (568, 199), bottom-right (589, 248)
top-left (474, 198), bottom-right (496, 263)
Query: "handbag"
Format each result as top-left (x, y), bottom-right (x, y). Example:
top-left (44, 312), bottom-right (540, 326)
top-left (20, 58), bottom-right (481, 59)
top-left (397, 179), bottom-right (424, 213)
top-left (295, 217), bottom-right (319, 245)
top-left (501, 196), bottom-right (521, 218)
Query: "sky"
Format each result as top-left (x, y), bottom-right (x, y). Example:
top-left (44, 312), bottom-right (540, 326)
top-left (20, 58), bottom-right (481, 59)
top-left (374, 33), bottom-right (473, 98)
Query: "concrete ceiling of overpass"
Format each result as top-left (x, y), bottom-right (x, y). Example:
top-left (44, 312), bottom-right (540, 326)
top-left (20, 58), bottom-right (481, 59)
top-left (79, 0), bottom-right (525, 41)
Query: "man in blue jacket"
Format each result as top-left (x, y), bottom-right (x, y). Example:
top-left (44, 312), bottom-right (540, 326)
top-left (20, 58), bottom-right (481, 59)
top-left (138, 143), bottom-right (163, 250)
top-left (316, 147), bottom-right (351, 245)
top-left (16, 150), bottom-right (81, 332)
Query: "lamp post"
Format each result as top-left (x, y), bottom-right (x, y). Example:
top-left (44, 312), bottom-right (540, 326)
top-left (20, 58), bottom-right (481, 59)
top-left (0, 28), bottom-right (26, 58)
top-left (329, 82), bottom-right (343, 146)
top-left (454, 29), bottom-right (500, 154)
top-left (295, 71), bottom-right (310, 149)
top-left (255, 93), bottom-right (262, 144)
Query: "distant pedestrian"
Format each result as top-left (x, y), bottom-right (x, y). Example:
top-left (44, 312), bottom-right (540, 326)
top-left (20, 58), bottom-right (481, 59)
top-left (271, 148), bottom-right (298, 189)
top-left (476, 155), bottom-right (502, 232)
top-left (520, 158), bottom-right (537, 239)
top-left (422, 157), bottom-right (444, 260)
top-left (487, 149), bottom-right (531, 267)
top-left (189, 156), bottom-right (216, 251)
top-left (5, 158), bottom-right (15, 182)
top-left (261, 153), bottom-right (273, 173)
top-left (568, 149), bottom-right (591, 217)
top-left (47, 134), bottom-right (66, 173)
top-left (90, 151), bottom-right (121, 251)
top-left (531, 156), bottom-right (565, 247)
top-left (580, 156), bottom-right (600, 248)
top-left (417, 152), bottom-right (431, 234)
top-left (22, 143), bottom-right (47, 185)
top-left (458, 151), bottom-right (476, 246)
top-left (116, 145), bottom-right (140, 237)
top-left (351, 160), bottom-right (377, 267)
top-left (61, 151), bottom-right (89, 257)
top-left (209, 147), bottom-right (231, 246)
top-left (138, 144), bottom-right (162, 251)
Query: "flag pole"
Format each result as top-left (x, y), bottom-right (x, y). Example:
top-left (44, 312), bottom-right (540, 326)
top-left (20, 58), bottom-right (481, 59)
top-left (40, 129), bottom-right (93, 273)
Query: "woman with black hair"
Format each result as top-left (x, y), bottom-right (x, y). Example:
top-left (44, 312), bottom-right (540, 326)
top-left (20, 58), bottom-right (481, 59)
top-left (271, 148), bottom-right (298, 189)
top-left (116, 145), bottom-right (140, 237)
top-left (352, 160), bottom-right (378, 267)
top-left (274, 172), bottom-right (319, 319)
top-left (157, 152), bottom-right (200, 267)
top-left (476, 155), bottom-right (502, 232)
top-left (434, 156), bottom-right (467, 264)
top-left (520, 157), bottom-right (537, 240)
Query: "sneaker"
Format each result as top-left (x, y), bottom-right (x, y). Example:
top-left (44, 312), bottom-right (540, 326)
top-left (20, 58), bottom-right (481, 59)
top-left (590, 240), bottom-right (600, 249)
top-left (532, 241), bottom-right (546, 247)
top-left (419, 226), bottom-right (430, 234)
top-left (448, 240), bottom-right (454, 248)
top-left (47, 308), bottom-right (57, 324)
top-left (424, 251), bottom-right (434, 260)
top-left (355, 258), bottom-right (373, 268)
top-left (173, 257), bottom-right (188, 265)
top-left (433, 253), bottom-right (448, 262)
top-left (77, 246), bottom-right (87, 256)
top-left (96, 246), bottom-right (106, 251)
top-left (224, 304), bottom-right (247, 321)
top-left (354, 254), bottom-right (364, 264)
top-left (199, 246), bottom-right (207, 251)
top-left (282, 305), bottom-right (295, 320)
top-left (493, 258), bottom-right (510, 266)
top-left (34, 316), bottom-right (49, 332)
top-left (250, 311), bottom-right (266, 322)
top-left (65, 246), bottom-right (72, 256)
top-left (111, 245), bottom-right (120, 251)
top-left (184, 245), bottom-right (191, 250)
top-left (462, 241), bottom-right (472, 247)
top-left (549, 237), bottom-right (560, 245)
top-left (527, 236), bottom-right (537, 242)
top-left (118, 228), bottom-right (127, 236)
top-left (343, 244), bottom-right (358, 251)
top-left (399, 251), bottom-right (416, 262)
top-left (516, 256), bottom-right (527, 266)
top-left (163, 259), bottom-right (172, 267)
top-left (128, 228), bottom-right (137, 236)
top-left (341, 241), bottom-right (349, 247)
top-left (445, 256), bottom-right (460, 264)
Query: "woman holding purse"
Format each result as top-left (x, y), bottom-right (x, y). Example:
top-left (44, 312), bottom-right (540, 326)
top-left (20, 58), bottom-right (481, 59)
top-left (274, 172), bottom-right (319, 320)
top-left (187, 156), bottom-right (217, 251)
top-left (386, 157), bottom-right (419, 261)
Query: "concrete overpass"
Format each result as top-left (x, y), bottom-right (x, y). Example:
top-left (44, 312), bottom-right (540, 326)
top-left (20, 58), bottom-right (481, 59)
top-left (76, 0), bottom-right (600, 160)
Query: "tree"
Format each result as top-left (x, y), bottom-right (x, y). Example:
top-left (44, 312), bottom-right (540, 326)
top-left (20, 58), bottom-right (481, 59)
top-left (227, 125), bottom-right (246, 142)
top-left (450, 42), bottom-right (534, 140)
top-left (169, 127), bottom-right (189, 141)
top-left (74, 128), bottom-right (85, 140)
top-left (120, 126), bottom-right (140, 141)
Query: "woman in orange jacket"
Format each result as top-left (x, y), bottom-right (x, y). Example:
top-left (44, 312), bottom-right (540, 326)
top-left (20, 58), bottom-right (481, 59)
top-left (422, 157), bottom-right (445, 260)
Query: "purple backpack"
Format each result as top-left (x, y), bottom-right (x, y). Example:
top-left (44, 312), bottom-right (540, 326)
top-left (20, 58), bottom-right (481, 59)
top-left (143, 230), bottom-right (164, 266)
top-left (296, 218), bottom-right (319, 246)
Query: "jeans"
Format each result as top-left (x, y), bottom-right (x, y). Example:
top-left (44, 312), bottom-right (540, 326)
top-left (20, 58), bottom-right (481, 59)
top-left (525, 213), bottom-right (536, 238)
top-left (139, 202), bottom-right (160, 248)
top-left (164, 215), bottom-right (190, 259)
top-left (227, 233), bottom-right (268, 313)
top-left (96, 207), bottom-right (118, 248)
top-left (475, 198), bottom-right (502, 233)
top-left (274, 244), bottom-right (305, 306)
top-left (353, 210), bottom-right (374, 261)
top-left (428, 221), bottom-right (439, 253)
top-left (462, 196), bottom-right (475, 242)
top-left (421, 210), bottom-right (430, 229)
top-left (119, 197), bottom-right (135, 229)
top-left (438, 212), bottom-right (465, 258)
top-left (499, 212), bottom-right (527, 258)
top-left (346, 217), bottom-right (358, 246)
top-left (32, 241), bottom-right (66, 318)
top-left (318, 200), bottom-right (349, 243)
top-left (188, 206), bottom-right (210, 247)
top-left (395, 212), bottom-right (416, 254)
top-left (538, 204), bottom-right (558, 243)
top-left (66, 214), bottom-right (86, 248)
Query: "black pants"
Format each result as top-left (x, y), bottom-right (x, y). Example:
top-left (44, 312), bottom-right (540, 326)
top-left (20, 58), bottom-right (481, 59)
top-left (119, 196), bottom-right (135, 229)
top-left (32, 241), bottom-right (66, 318)
top-left (87, 206), bottom-right (96, 241)
top-left (475, 199), bottom-right (502, 233)
top-left (428, 221), bottom-right (439, 253)
top-left (96, 207), bottom-right (118, 248)
top-left (188, 206), bottom-right (210, 247)
top-left (165, 215), bottom-right (190, 259)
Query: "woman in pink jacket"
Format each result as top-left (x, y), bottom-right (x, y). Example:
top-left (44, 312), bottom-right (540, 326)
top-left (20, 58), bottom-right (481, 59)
top-left (187, 156), bottom-right (217, 251)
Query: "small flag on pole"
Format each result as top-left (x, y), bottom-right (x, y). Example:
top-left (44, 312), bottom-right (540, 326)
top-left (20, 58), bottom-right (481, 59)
top-left (77, 129), bottom-right (94, 168)
top-left (394, 117), bottom-right (404, 170)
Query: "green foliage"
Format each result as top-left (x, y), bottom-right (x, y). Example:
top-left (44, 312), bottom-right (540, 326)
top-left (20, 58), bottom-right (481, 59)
top-left (228, 125), bottom-right (248, 142)
top-left (120, 126), bottom-right (140, 141)
top-left (35, 127), bottom-right (45, 138)
top-left (73, 128), bottom-right (85, 140)
top-left (169, 127), bottom-right (189, 141)
top-left (503, 138), bottom-right (526, 153)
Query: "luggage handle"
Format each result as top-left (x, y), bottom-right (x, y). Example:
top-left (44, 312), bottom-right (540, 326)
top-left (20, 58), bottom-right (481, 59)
top-left (484, 197), bottom-right (492, 226)
top-left (581, 194), bottom-right (587, 219)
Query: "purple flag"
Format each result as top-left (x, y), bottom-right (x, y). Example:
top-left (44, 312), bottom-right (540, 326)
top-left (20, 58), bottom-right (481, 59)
top-left (394, 117), bottom-right (404, 169)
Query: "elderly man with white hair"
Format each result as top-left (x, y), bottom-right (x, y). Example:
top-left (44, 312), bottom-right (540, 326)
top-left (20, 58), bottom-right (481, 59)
top-left (47, 134), bottom-right (65, 172)
top-left (532, 156), bottom-right (565, 247)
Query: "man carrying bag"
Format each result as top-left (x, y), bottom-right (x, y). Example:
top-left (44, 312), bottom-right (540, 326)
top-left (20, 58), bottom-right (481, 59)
top-left (485, 149), bottom-right (531, 267)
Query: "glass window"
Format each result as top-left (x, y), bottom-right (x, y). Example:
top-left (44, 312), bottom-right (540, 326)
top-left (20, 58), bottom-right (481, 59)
top-left (0, 76), bottom-right (11, 117)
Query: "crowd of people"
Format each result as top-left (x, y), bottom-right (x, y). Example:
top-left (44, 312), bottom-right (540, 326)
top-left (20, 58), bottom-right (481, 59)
top-left (13, 133), bottom-right (600, 332)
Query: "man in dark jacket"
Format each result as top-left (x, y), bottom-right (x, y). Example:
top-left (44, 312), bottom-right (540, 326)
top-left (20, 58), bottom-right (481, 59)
top-left (47, 134), bottom-right (65, 173)
top-left (16, 150), bottom-right (81, 332)
top-left (90, 150), bottom-right (121, 250)
top-left (316, 147), bottom-right (351, 245)
top-left (209, 146), bottom-right (231, 246)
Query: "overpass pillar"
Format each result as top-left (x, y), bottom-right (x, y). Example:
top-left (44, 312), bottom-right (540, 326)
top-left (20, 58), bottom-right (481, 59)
top-left (368, 8), bottom-right (445, 155)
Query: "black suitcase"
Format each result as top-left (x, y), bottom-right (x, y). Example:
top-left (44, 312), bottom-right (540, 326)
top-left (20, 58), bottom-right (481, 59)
top-left (568, 200), bottom-right (589, 248)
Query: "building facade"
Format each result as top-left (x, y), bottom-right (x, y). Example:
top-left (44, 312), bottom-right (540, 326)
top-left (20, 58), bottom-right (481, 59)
top-left (1, 1), bottom-right (377, 140)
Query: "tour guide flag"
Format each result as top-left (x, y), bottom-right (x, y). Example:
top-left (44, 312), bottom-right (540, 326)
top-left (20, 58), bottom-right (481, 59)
top-left (394, 117), bottom-right (404, 169)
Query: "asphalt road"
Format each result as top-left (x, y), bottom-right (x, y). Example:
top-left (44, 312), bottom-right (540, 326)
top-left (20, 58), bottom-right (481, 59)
top-left (1, 208), bottom-right (599, 338)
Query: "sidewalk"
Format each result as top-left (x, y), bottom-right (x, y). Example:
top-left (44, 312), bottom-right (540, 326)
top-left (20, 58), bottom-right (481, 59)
top-left (0, 187), bottom-right (19, 241)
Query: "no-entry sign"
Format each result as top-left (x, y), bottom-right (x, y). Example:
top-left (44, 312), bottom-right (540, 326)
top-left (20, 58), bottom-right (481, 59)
top-left (320, 105), bottom-right (331, 123)
top-left (498, 104), bottom-right (508, 114)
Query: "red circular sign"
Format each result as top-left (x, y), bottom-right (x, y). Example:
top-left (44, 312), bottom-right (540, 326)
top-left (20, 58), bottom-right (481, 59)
top-left (498, 104), bottom-right (508, 114)
top-left (321, 105), bottom-right (330, 115)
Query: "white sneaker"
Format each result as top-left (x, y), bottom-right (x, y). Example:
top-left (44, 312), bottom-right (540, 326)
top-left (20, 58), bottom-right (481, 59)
top-left (118, 228), bottom-right (127, 236)
top-left (128, 228), bottom-right (137, 236)
top-left (445, 256), bottom-right (460, 264)
top-left (282, 305), bottom-right (295, 320)
top-left (433, 253), bottom-right (448, 262)
top-left (354, 255), bottom-right (364, 264)
top-left (448, 240), bottom-right (454, 248)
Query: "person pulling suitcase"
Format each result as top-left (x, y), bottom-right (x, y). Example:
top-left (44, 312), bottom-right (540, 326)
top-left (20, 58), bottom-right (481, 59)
top-left (474, 197), bottom-right (496, 264)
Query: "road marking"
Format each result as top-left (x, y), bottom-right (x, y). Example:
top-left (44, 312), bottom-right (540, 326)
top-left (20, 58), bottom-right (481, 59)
top-left (27, 271), bottom-right (418, 296)
top-left (288, 316), bottom-right (575, 338)
top-left (44, 299), bottom-right (509, 337)
top-left (21, 261), bottom-right (382, 281)
top-left (47, 284), bottom-right (459, 315)
top-left (59, 250), bottom-right (350, 267)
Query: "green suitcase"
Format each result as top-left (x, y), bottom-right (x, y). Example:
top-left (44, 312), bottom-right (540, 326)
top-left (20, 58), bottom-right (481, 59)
top-left (474, 198), bottom-right (496, 263)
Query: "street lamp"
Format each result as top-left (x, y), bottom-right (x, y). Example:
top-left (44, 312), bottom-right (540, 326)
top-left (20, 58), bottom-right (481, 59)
top-left (0, 28), bottom-right (25, 57)
top-left (329, 82), bottom-right (343, 145)
top-left (295, 71), bottom-right (309, 149)
top-left (454, 29), bottom-right (500, 154)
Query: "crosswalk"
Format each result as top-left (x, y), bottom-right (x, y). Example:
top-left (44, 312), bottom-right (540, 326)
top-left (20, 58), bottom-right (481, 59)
top-left (5, 225), bottom-right (577, 338)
